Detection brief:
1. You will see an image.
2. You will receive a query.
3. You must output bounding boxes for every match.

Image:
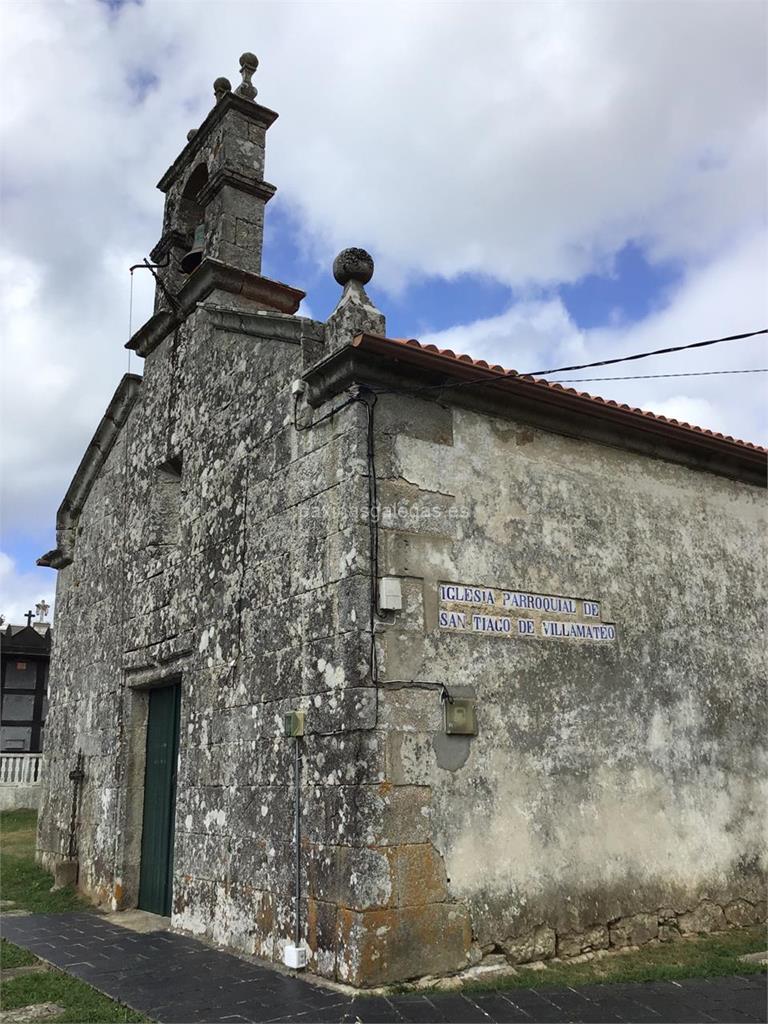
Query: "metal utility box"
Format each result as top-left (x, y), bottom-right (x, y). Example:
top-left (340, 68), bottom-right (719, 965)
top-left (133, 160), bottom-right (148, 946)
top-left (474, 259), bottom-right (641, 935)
top-left (443, 697), bottom-right (477, 736)
top-left (378, 577), bottom-right (403, 611)
top-left (283, 710), bottom-right (305, 737)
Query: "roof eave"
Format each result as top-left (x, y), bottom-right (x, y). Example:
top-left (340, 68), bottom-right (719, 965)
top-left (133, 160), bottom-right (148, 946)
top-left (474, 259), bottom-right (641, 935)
top-left (303, 334), bottom-right (766, 487)
top-left (37, 374), bottom-right (143, 570)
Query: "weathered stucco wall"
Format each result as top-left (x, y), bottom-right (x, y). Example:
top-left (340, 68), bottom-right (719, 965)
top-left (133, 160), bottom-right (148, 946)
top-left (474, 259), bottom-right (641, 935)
top-left (373, 395), bottom-right (767, 974)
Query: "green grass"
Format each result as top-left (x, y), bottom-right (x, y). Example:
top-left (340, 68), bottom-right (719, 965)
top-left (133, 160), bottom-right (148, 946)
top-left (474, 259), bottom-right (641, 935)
top-left (1, 809), bottom-right (40, 836)
top-left (1, 969), bottom-right (147, 1022)
top-left (1, 809), bottom-right (85, 914)
top-left (1, 812), bottom-right (146, 1022)
top-left (456, 926), bottom-right (767, 994)
top-left (0, 938), bottom-right (37, 969)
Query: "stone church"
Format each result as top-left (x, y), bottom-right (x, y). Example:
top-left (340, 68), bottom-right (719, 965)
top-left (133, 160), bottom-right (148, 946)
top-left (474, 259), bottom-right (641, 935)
top-left (37, 54), bottom-right (766, 986)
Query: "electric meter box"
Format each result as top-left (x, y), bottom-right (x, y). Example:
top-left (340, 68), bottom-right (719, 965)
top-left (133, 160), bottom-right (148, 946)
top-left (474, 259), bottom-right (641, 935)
top-left (443, 698), bottom-right (477, 736)
top-left (283, 710), bottom-right (305, 737)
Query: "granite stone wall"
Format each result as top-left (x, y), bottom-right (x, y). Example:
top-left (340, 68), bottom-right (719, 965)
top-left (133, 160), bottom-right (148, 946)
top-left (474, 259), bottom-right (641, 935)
top-left (36, 305), bottom-right (385, 979)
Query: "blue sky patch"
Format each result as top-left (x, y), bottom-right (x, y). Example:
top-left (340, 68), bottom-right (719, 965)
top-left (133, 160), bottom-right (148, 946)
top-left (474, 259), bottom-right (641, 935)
top-left (264, 203), bottom-right (683, 341)
top-left (127, 67), bottom-right (160, 104)
top-left (380, 274), bottom-right (513, 340)
top-left (99, 0), bottom-right (143, 11)
top-left (264, 201), bottom-right (514, 338)
top-left (558, 242), bottom-right (683, 330)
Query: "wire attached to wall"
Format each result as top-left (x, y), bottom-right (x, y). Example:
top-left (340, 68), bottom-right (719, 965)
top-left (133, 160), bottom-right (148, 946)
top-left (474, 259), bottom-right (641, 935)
top-left (292, 339), bottom-right (765, 728)
top-left (135, 257), bottom-right (182, 319)
top-left (293, 327), bottom-right (768, 726)
top-left (297, 386), bottom-right (451, 723)
top-left (293, 386), bottom-right (383, 728)
top-left (290, 323), bottom-right (768, 740)
top-left (127, 271), bottom-right (135, 374)
top-left (126, 254), bottom-right (177, 375)
top-left (352, 388), bottom-right (381, 705)
top-left (293, 393), bottom-right (357, 433)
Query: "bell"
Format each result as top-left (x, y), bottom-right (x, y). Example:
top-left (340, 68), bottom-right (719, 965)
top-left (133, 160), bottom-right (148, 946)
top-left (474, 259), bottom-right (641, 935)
top-left (180, 223), bottom-right (205, 274)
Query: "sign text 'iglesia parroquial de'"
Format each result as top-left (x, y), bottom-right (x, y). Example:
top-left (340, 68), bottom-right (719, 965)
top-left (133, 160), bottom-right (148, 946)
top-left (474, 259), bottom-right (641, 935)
top-left (438, 583), bottom-right (617, 643)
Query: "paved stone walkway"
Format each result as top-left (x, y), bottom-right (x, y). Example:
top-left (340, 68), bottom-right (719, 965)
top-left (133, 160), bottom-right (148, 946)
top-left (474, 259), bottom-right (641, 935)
top-left (1, 913), bottom-right (766, 1023)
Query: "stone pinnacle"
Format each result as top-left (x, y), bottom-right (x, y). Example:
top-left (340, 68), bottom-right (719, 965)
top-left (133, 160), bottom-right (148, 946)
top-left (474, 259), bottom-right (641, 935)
top-left (333, 248), bottom-right (374, 287)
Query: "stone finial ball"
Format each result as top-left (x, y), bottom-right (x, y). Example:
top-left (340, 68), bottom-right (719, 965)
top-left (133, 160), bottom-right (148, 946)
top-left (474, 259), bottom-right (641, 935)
top-left (186, 128), bottom-right (198, 141)
top-left (240, 52), bottom-right (259, 71)
top-left (333, 248), bottom-right (374, 286)
top-left (213, 76), bottom-right (232, 95)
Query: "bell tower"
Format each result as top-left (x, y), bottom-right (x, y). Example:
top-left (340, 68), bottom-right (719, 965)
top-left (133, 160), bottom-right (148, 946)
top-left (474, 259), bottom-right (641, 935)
top-left (129, 53), bottom-right (304, 357)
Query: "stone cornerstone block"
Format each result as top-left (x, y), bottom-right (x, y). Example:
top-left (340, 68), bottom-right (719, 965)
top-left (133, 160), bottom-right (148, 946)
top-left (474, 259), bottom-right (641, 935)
top-left (336, 903), bottom-right (472, 986)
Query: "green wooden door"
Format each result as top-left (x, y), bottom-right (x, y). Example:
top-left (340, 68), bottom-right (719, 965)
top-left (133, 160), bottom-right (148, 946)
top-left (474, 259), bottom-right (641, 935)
top-left (138, 684), bottom-right (180, 916)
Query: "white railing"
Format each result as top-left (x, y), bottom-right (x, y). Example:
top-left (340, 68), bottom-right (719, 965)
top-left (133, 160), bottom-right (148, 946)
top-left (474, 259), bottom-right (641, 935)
top-left (0, 753), bottom-right (42, 785)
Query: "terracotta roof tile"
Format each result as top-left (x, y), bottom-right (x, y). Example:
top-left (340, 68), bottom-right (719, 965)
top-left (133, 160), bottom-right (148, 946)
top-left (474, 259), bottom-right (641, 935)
top-left (383, 336), bottom-right (766, 454)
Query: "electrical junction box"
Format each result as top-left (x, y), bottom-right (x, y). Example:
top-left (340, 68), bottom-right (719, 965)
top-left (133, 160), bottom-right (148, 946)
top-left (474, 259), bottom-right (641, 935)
top-left (283, 942), bottom-right (308, 969)
top-left (444, 698), bottom-right (477, 736)
top-left (283, 710), bottom-right (305, 737)
top-left (379, 577), bottom-right (403, 611)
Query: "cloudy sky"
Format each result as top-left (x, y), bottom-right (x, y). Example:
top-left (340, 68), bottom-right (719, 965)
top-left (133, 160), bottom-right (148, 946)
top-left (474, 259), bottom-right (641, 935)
top-left (1, 0), bottom-right (766, 622)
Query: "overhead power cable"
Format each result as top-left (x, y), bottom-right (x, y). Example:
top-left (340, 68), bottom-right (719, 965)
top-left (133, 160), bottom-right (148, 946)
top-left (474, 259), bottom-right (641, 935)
top-left (369, 327), bottom-right (768, 397)
top-left (528, 328), bottom-right (767, 377)
top-left (552, 367), bottom-right (768, 383)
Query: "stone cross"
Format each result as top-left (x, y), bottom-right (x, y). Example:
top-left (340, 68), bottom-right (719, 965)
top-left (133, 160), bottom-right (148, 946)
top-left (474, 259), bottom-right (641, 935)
top-left (25, 610), bottom-right (33, 627)
top-left (36, 600), bottom-right (50, 622)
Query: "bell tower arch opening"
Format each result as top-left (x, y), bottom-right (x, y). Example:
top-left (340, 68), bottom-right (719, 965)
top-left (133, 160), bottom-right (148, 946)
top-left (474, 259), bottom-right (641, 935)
top-left (178, 163), bottom-right (209, 274)
top-left (179, 163), bottom-right (209, 233)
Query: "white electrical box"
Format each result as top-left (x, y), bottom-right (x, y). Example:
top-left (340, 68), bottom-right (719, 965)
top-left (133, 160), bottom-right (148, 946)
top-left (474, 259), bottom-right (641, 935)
top-left (379, 577), bottom-right (403, 611)
top-left (283, 942), bottom-right (308, 969)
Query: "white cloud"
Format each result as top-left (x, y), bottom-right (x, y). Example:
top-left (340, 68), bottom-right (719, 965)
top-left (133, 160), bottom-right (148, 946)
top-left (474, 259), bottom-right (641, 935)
top-left (648, 397), bottom-right (726, 434)
top-left (0, 0), bottom-right (765, 549)
top-left (0, 551), bottom-right (55, 626)
top-left (420, 229), bottom-right (768, 444)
